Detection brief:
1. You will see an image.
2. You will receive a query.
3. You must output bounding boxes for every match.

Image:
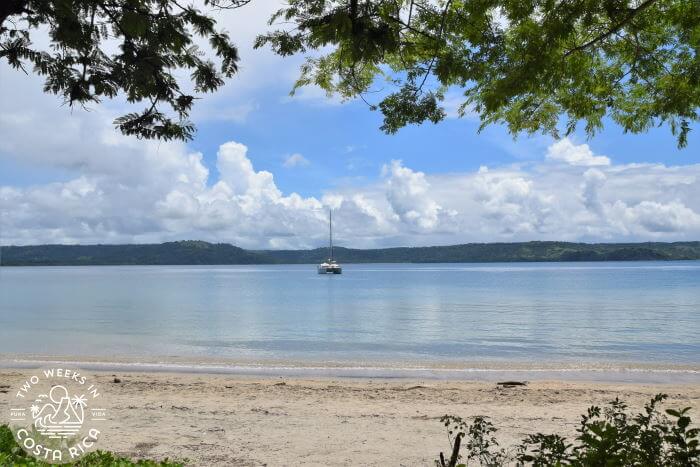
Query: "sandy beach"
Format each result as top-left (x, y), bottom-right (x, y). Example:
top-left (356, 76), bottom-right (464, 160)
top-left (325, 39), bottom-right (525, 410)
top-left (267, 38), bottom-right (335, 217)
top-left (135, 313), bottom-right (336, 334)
top-left (1, 369), bottom-right (698, 466)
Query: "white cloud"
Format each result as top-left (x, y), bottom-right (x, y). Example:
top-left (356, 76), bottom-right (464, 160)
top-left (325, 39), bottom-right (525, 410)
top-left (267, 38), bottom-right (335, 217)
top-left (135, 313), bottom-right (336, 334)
top-left (2, 135), bottom-right (700, 247)
top-left (217, 142), bottom-right (279, 198)
top-left (1, 22), bottom-right (700, 253)
top-left (283, 153), bottom-right (310, 168)
top-left (609, 200), bottom-right (700, 235)
top-left (382, 160), bottom-right (452, 231)
top-left (546, 138), bottom-right (611, 166)
top-left (581, 168), bottom-right (606, 215)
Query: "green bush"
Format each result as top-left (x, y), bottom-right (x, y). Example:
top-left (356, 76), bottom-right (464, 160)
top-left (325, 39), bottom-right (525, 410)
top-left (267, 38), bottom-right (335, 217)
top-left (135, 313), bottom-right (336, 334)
top-left (0, 425), bottom-right (184, 467)
top-left (438, 394), bottom-right (699, 467)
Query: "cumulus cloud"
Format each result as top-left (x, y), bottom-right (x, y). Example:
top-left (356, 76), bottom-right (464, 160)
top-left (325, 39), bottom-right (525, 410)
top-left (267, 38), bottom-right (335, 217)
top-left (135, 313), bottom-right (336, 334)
top-left (1, 59), bottom-right (699, 252)
top-left (283, 153), bottom-right (310, 168)
top-left (382, 160), bottom-right (448, 231)
top-left (609, 200), bottom-right (700, 235)
top-left (468, 167), bottom-right (554, 235)
top-left (547, 138), bottom-right (611, 166)
top-left (2, 134), bottom-right (700, 247)
top-left (581, 168), bottom-right (606, 215)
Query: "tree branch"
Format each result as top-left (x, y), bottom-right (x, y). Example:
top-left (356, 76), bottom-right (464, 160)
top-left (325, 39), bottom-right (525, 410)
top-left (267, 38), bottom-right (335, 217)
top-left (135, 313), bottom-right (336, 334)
top-left (207, 0), bottom-right (253, 10)
top-left (564, 0), bottom-right (658, 57)
top-left (414, 0), bottom-right (451, 95)
top-left (447, 433), bottom-right (462, 467)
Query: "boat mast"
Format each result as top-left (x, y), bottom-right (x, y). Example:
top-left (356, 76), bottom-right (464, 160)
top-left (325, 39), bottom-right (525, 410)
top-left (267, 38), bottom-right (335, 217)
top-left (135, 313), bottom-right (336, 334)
top-left (329, 209), bottom-right (333, 261)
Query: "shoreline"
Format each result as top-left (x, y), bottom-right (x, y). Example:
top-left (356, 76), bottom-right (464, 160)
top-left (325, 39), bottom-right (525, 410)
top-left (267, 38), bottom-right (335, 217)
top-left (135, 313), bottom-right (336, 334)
top-left (1, 369), bottom-right (698, 465)
top-left (2, 354), bottom-right (698, 384)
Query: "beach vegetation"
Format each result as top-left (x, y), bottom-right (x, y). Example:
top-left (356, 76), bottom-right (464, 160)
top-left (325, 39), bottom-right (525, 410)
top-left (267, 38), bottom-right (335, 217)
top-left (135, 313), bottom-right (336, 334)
top-left (437, 393), bottom-right (699, 466)
top-left (0, 424), bottom-right (184, 467)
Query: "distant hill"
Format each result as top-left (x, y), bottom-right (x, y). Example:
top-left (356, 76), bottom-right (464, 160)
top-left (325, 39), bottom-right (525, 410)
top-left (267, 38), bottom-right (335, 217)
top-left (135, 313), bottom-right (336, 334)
top-left (1, 240), bottom-right (699, 266)
top-left (0, 241), bottom-right (270, 266)
top-left (257, 241), bottom-right (700, 263)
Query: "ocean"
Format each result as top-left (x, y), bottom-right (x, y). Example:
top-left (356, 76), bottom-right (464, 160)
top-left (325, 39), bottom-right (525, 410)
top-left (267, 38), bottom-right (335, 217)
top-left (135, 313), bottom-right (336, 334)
top-left (1, 262), bottom-right (698, 380)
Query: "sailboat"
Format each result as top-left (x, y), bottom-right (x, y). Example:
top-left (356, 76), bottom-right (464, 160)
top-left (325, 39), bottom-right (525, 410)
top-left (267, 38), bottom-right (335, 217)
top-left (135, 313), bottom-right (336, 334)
top-left (317, 210), bottom-right (342, 274)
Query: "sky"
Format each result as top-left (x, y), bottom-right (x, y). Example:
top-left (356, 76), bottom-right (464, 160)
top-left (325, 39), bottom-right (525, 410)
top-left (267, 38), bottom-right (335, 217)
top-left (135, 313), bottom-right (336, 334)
top-left (1, 3), bottom-right (699, 249)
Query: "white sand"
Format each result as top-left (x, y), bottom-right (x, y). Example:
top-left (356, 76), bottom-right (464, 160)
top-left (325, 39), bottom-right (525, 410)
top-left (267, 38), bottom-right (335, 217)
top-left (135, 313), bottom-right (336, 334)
top-left (1, 370), bottom-right (698, 466)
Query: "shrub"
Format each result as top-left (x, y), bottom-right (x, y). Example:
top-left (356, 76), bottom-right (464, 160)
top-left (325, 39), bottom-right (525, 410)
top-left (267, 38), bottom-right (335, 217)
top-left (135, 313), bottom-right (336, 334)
top-left (437, 393), bottom-right (699, 466)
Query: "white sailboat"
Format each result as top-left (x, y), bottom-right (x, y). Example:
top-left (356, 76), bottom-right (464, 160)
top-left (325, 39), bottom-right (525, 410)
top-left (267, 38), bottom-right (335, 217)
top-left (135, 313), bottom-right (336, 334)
top-left (317, 210), bottom-right (342, 274)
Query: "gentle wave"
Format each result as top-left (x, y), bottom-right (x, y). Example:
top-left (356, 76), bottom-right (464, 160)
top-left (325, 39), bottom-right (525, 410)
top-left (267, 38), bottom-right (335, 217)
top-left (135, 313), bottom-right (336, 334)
top-left (2, 357), bottom-right (699, 384)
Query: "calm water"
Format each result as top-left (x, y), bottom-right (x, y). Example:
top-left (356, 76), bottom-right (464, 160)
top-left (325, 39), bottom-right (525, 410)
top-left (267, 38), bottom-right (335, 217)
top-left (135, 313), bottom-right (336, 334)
top-left (0, 262), bottom-right (698, 366)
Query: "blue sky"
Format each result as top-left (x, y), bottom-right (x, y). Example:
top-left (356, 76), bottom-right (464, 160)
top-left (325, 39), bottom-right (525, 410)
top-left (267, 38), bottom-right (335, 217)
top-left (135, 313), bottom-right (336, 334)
top-left (1, 3), bottom-right (699, 248)
top-left (191, 94), bottom-right (698, 199)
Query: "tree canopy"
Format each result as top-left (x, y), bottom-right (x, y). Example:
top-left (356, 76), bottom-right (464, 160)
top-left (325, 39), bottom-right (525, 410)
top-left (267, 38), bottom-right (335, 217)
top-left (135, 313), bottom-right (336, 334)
top-left (1, 1), bottom-right (697, 146)
top-left (256, 0), bottom-right (700, 147)
top-left (0, 0), bottom-right (250, 140)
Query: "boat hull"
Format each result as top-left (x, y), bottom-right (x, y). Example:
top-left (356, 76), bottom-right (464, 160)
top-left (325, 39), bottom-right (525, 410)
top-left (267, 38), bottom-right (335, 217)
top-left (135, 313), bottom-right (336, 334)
top-left (317, 266), bottom-right (342, 274)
